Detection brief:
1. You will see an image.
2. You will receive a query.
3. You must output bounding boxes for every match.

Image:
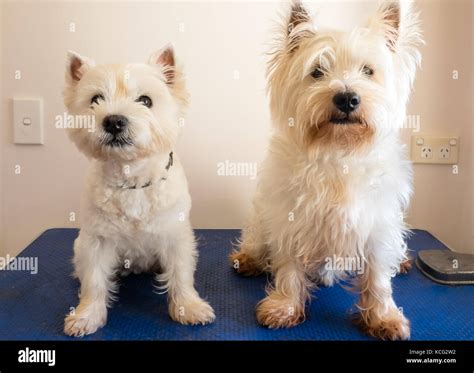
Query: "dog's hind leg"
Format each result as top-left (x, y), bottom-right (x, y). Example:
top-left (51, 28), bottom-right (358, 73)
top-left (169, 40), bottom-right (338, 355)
top-left (229, 212), bottom-right (268, 276)
top-left (399, 258), bottom-right (412, 274)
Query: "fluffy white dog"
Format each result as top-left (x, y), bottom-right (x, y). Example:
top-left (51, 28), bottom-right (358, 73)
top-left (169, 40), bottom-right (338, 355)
top-left (231, 0), bottom-right (422, 340)
top-left (63, 46), bottom-right (215, 337)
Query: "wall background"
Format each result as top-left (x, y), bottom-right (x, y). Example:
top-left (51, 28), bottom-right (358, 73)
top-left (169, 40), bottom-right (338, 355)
top-left (1, 0), bottom-right (472, 258)
top-left (0, 1), bottom-right (3, 257)
top-left (404, 0), bottom-right (473, 254)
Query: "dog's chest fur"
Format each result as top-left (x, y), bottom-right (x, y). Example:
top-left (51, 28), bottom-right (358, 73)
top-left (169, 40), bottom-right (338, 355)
top-left (99, 187), bottom-right (166, 227)
top-left (260, 136), bottom-right (411, 266)
top-left (80, 161), bottom-right (191, 272)
top-left (82, 158), bottom-right (189, 239)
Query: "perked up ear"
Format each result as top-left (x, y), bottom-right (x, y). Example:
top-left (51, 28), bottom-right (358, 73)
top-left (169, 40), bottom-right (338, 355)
top-left (371, 0), bottom-right (423, 54)
top-left (376, 1), bottom-right (402, 52)
top-left (370, 0), bottom-right (423, 86)
top-left (148, 44), bottom-right (176, 85)
top-left (286, 0), bottom-right (315, 51)
top-left (66, 51), bottom-right (95, 83)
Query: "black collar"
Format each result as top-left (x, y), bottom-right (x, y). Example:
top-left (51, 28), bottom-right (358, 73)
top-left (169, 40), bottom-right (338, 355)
top-left (121, 180), bottom-right (152, 190)
top-left (119, 152), bottom-right (173, 190)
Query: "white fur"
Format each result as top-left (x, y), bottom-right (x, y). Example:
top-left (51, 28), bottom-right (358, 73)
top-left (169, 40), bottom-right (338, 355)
top-left (63, 48), bottom-right (214, 337)
top-left (232, 0), bottom-right (423, 339)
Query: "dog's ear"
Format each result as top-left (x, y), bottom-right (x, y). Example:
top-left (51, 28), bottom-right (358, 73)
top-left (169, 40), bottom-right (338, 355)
top-left (66, 51), bottom-right (95, 84)
top-left (148, 44), bottom-right (176, 85)
top-left (371, 1), bottom-right (423, 53)
top-left (374, 1), bottom-right (402, 52)
top-left (286, 0), bottom-right (315, 51)
top-left (369, 0), bottom-right (424, 89)
top-left (370, 0), bottom-right (423, 86)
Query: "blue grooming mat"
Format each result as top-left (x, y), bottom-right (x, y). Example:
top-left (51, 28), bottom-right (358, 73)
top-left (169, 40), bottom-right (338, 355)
top-left (0, 229), bottom-right (472, 340)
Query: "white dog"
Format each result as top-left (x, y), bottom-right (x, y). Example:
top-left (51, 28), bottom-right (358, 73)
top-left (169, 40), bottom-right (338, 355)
top-left (63, 46), bottom-right (215, 337)
top-left (231, 0), bottom-right (422, 340)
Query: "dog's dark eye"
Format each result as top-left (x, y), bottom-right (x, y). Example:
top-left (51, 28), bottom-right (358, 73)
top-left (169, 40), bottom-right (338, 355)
top-left (362, 65), bottom-right (374, 76)
top-left (136, 95), bottom-right (153, 108)
top-left (311, 66), bottom-right (324, 80)
top-left (90, 94), bottom-right (104, 105)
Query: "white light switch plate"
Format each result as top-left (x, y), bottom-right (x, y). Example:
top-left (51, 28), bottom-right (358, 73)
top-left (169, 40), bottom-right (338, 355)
top-left (411, 135), bottom-right (459, 164)
top-left (13, 98), bottom-right (44, 144)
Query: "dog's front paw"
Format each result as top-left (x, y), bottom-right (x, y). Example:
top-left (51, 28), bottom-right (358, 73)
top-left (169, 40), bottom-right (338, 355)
top-left (169, 297), bottom-right (215, 325)
top-left (357, 308), bottom-right (410, 340)
top-left (64, 307), bottom-right (107, 337)
top-left (256, 295), bottom-right (305, 329)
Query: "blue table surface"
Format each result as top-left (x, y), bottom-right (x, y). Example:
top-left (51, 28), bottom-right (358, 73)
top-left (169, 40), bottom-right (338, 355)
top-left (0, 228), bottom-right (472, 340)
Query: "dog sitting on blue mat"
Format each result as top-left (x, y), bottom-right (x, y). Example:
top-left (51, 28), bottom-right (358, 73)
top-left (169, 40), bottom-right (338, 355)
top-left (62, 46), bottom-right (215, 337)
top-left (231, 0), bottom-right (422, 340)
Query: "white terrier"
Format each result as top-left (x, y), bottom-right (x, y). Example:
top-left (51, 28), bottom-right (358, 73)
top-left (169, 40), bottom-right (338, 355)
top-left (231, 0), bottom-right (422, 340)
top-left (63, 46), bottom-right (215, 337)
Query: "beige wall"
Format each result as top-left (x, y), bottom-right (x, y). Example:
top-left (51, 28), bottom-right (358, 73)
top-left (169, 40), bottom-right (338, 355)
top-left (405, 0), bottom-right (473, 253)
top-left (0, 0), bottom-right (4, 257)
top-left (1, 0), bottom-right (472, 257)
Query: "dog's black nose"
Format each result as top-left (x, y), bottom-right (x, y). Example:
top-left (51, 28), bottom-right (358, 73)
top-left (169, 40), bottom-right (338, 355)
top-left (103, 115), bottom-right (128, 135)
top-left (332, 92), bottom-right (360, 114)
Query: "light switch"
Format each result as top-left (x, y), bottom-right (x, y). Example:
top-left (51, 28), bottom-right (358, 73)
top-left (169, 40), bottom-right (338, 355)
top-left (13, 98), bottom-right (44, 144)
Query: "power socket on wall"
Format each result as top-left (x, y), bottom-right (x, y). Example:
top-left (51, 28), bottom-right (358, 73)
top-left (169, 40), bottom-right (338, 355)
top-left (411, 135), bottom-right (459, 164)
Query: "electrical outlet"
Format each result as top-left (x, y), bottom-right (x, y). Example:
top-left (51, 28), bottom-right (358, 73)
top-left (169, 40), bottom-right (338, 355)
top-left (411, 135), bottom-right (459, 164)
top-left (421, 146), bottom-right (433, 159)
top-left (439, 146), bottom-right (450, 160)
